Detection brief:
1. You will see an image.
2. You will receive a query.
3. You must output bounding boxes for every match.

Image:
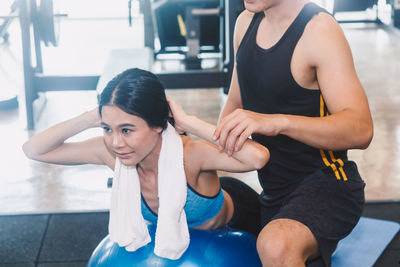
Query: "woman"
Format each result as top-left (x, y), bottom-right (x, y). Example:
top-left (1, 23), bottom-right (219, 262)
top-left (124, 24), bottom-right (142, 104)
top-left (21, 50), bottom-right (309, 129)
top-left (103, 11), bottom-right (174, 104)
top-left (22, 68), bottom-right (269, 236)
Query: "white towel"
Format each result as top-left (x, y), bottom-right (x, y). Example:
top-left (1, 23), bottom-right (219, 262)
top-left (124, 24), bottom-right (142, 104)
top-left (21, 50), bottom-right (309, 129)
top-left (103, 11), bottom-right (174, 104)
top-left (108, 122), bottom-right (189, 259)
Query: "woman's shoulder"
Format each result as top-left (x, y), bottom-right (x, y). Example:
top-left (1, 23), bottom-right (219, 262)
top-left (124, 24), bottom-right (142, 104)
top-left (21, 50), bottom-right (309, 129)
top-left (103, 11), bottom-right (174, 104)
top-left (181, 135), bottom-right (212, 156)
top-left (180, 135), bottom-right (210, 172)
top-left (180, 135), bottom-right (219, 189)
top-left (181, 135), bottom-right (202, 159)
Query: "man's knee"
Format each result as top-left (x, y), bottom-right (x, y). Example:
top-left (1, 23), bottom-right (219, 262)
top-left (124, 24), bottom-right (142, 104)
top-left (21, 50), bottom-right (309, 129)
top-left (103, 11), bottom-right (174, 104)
top-left (256, 219), bottom-right (318, 266)
top-left (256, 222), bottom-right (293, 265)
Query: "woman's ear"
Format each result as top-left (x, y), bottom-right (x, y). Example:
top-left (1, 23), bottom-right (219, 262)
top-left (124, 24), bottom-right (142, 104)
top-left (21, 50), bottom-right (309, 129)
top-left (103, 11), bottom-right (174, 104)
top-left (154, 126), bottom-right (163, 134)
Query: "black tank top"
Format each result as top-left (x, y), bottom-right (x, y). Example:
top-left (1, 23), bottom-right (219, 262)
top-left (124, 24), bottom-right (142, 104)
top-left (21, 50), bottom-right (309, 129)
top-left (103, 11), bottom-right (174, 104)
top-left (237, 3), bottom-right (356, 202)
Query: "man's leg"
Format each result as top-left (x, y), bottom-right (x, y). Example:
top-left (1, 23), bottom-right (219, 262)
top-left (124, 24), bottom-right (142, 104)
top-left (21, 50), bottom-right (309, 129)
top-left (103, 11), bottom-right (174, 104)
top-left (220, 176), bottom-right (261, 236)
top-left (257, 218), bottom-right (319, 267)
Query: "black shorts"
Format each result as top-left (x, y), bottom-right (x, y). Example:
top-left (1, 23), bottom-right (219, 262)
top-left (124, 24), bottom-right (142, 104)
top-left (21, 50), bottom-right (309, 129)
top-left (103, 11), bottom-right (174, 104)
top-left (220, 176), bottom-right (261, 236)
top-left (260, 164), bottom-right (365, 267)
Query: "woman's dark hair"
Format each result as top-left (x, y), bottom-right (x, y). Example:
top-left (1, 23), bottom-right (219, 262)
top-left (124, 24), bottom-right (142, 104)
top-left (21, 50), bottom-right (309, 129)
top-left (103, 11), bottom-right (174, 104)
top-left (99, 68), bottom-right (170, 129)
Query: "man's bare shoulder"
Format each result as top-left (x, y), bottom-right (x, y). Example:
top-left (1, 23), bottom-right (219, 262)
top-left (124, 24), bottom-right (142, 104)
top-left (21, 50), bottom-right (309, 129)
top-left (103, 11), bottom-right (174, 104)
top-left (236, 10), bottom-right (255, 31)
top-left (234, 10), bottom-right (255, 48)
top-left (306, 12), bottom-right (343, 39)
top-left (302, 12), bottom-right (348, 64)
top-left (237, 9), bottom-right (255, 23)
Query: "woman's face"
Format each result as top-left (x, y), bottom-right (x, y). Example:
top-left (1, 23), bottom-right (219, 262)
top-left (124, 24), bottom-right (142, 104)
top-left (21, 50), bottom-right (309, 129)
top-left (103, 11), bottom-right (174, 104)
top-left (101, 105), bottom-right (162, 166)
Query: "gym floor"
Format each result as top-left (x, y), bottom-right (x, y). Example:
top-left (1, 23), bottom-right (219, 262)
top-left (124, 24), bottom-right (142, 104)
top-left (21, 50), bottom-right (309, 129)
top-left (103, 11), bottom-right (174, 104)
top-left (0, 1), bottom-right (399, 266)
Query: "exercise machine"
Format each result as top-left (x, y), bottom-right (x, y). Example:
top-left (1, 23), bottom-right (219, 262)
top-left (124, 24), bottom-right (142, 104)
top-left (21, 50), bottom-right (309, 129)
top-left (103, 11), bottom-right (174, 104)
top-left (12, 0), bottom-right (243, 130)
top-left (148, 0), bottom-right (221, 69)
top-left (333, 0), bottom-right (381, 24)
top-left (392, 0), bottom-right (400, 28)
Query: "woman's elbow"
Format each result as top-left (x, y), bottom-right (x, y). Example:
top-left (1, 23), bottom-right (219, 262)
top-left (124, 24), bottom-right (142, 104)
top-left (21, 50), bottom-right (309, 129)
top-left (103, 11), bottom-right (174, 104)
top-left (253, 149), bottom-right (270, 170)
top-left (22, 142), bottom-right (37, 160)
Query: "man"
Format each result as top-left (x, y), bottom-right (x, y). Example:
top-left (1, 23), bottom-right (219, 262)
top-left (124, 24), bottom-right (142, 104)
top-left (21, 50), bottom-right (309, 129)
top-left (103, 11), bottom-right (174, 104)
top-left (214, 0), bottom-right (373, 266)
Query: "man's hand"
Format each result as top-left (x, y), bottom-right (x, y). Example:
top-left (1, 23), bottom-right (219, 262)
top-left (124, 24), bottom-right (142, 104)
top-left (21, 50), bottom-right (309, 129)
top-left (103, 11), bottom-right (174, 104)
top-left (214, 109), bottom-right (281, 155)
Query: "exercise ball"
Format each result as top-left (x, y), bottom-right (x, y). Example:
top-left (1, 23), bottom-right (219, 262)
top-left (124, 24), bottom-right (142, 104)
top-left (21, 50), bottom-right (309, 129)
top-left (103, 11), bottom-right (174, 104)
top-left (87, 225), bottom-right (261, 267)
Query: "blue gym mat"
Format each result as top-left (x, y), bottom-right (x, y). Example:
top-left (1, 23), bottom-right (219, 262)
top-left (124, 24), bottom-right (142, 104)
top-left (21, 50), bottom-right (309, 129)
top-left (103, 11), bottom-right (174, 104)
top-left (332, 217), bottom-right (400, 267)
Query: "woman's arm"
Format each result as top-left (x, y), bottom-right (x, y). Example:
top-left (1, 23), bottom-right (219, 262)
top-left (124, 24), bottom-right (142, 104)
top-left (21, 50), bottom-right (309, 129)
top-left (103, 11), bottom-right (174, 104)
top-left (168, 98), bottom-right (269, 172)
top-left (22, 108), bottom-right (111, 165)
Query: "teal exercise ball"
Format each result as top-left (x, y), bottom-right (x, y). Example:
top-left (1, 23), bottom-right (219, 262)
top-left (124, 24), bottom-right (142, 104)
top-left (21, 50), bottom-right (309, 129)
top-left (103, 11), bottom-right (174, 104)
top-left (87, 225), bottom-right (261, 267)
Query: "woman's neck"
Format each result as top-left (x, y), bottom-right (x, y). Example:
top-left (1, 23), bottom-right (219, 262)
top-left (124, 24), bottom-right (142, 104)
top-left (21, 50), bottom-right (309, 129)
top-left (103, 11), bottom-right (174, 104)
top-left (137, 134), bottom-right (162, 177)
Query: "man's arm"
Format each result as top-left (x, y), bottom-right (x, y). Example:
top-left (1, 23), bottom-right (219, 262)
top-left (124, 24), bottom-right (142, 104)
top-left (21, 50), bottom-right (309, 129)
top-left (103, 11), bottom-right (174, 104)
top-left (280, 13), bottom-right (373, 150)
top-left (218, 10), bottom-right (254, 122)
top-left (215, 13), bottom-right (373, 154)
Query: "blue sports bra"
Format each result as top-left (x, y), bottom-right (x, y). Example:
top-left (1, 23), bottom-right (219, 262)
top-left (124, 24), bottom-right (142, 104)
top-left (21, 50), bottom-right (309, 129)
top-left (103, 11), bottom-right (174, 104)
top-left (141, 183), bottom-right (224, 227)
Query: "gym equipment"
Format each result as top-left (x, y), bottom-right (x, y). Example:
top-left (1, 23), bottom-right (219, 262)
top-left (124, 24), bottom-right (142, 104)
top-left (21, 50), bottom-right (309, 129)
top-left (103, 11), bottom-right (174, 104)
top-left (333, 0), bottom-right (381, 24)
top-left (393, 0), bottom-right (400, 28)
top-left (0, 18), bottom-right (21, 110)
top-left (1, 0), bottom-right (66, 126)
top-left (0, 66), bottom-right (19, 110)
top-left (18, 0), bottom-right (244, 130)
top-left (332, 217), bottom-right (400, 266)
top-left (87, 217), bottom-right (400, 267)
top-left (87, 224), bottom-right (261, 267)
top-left (36, 0), bottom-right (60, 46)
top-left (0, 92), bottom-right (18, 110)
top-left (145, 0), bottom-right (244, 69)
top-left (142, 0), bottom-right (244, 71)
top-left (334, 0), bottom-right (377, 12)
top-left (0, 1), bottom-right (18, 42)
top-left (0, 0), bottom-right (65, 46)
top-left (152, 0), bottom-right (220, 53)
top-left (150, 0), bottom-right (221, 69)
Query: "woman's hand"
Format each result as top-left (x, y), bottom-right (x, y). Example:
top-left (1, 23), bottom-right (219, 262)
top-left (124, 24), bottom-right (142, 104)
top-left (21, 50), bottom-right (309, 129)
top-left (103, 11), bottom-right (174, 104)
top-left (85, 107), bottom-right (102, 128)
top-left (167, 97), bottom-right (190, 134)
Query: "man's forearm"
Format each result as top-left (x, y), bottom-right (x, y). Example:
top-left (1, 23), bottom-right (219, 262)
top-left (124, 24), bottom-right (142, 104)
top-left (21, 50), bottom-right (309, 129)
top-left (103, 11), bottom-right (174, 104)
top-left (219, 96), bottom-right (242, 123)
top-left (276, 110), bottom-right (373, 151)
